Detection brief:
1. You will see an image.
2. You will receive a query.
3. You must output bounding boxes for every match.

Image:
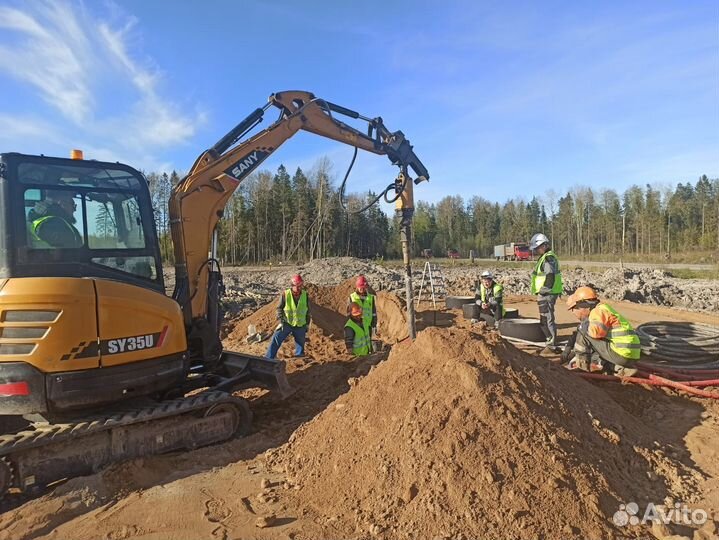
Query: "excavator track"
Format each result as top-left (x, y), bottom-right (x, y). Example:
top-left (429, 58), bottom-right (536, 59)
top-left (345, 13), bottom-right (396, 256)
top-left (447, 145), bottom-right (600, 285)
top-left (0, 390), bottom-right (251, 499)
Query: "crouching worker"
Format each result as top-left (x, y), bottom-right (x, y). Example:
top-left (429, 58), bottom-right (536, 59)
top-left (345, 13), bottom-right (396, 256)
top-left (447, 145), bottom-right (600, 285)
top-left (474, 270), bottom-right (504, 326)
top-left (266, 274), bottom-right (311, 358)
top-left (344, 302), bottom-right (372, 356)
top-left (566, 286), bottom-right (640, 377)
top-left (348, 275), bottom-right (377, 336)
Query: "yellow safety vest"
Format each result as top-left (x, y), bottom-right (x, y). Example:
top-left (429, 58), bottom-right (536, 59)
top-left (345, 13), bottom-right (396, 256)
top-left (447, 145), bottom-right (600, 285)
top-left (530, 250), bottom-right (563, 295)
top-left (590, 303), bottom-right (641, 361)
top-left (350, 291), bottom-right (375, 329)
top-left (29, 215), bottom-right (82, 248)
top-left (345, 318), bottom-right (371, 356)
top-left (283, 289), bottom-right (308, 327)
top-left (479, 283), bottom-right (506, 315)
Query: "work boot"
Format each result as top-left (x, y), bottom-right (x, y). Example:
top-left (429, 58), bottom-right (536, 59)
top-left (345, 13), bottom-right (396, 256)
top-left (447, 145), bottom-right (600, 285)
top-left (569, 354), bottom-right (591, 371)
top-left (541, 337), bottom-right (559, 353)
top-left (613, 365), bottom-right (639, 378)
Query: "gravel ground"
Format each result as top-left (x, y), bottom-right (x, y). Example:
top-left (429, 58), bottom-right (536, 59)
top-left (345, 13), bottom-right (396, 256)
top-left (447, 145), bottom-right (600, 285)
top-left (164, 257), bottom-right (719, 315)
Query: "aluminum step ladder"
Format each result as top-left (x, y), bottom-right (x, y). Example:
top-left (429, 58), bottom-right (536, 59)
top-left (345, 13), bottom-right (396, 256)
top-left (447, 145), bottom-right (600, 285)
top-left (415, 261), bottom-right (447, 309)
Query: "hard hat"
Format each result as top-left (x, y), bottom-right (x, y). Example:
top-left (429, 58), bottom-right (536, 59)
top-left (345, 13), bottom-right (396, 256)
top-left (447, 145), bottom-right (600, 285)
top-left (480, 270), bottom-right (494, 280)
top-left (350, 302), bottom-right (363, 317)
top-left (529, 233), bottom-right (550, 251)
top-left (356, 275), bottom-right (368, 288)
top-left (291, 274), bottom-right (303, 286)
top-left (566, 286), bottom-right (599, 310)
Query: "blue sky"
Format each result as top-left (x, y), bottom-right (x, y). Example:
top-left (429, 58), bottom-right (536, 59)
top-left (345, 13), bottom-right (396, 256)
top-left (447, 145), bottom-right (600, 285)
top-left (0, 0), bottom-right (716, 207)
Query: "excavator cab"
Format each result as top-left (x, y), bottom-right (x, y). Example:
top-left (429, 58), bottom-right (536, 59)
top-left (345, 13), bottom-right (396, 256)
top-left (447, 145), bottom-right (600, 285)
top-left (1, 152), bottom-right (164, 289)
top-left (0, 153), bottom-right (191, 418)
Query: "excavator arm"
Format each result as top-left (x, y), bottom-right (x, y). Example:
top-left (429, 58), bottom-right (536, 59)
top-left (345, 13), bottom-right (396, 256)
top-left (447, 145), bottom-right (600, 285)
top-left (168, 91), bottom-right (428, 345)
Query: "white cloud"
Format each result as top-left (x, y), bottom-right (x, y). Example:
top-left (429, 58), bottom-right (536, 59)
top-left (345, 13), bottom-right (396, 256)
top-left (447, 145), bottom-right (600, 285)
top-left (0, 3), bottom-right (93, 123)
top-left (0, 0), bottom-right (203, 169)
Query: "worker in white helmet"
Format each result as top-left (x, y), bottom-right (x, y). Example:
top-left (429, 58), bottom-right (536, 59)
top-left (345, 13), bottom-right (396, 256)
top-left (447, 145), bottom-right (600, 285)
top-left (529, 233), bottom-right (563, 353)
top-left (474, 270), bottom-right (504, 325)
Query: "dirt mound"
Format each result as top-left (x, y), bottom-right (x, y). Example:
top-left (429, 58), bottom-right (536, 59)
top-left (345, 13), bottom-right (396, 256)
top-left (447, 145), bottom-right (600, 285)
top-left (268, 327), bottom-right (699, 539)
top-left (375, 292), bottom-right (408, 342)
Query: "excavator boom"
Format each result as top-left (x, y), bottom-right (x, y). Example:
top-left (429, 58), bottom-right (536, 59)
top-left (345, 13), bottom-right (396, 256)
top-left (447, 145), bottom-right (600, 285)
top-left (169, 91), bottom-right (428, 332)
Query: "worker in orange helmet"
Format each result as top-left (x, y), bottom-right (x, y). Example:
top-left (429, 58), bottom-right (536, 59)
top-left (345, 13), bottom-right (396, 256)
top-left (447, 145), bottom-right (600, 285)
top-left (347, 275), bottom-right (377, 336)
top-left (266, 274), bottom-right (311, 358)
top-left (566, 286), bottom-right (640, 377)
top-left (344, 302), bottom-right (372, 356)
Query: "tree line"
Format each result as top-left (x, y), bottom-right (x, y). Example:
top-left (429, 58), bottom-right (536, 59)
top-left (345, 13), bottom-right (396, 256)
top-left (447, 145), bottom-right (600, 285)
top-left (145, 163), bottom-right (719, 264)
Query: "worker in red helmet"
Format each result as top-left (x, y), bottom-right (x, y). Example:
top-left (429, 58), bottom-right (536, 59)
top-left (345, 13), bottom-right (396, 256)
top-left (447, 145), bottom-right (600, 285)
top-left (347, 275), bottom-right (377, 336)
top-left (344, 302), bottom-right (372, 356)
top-left (266, 274), bottom-right (311, 358)
top-left (565, 286), bottom-right (640, 377)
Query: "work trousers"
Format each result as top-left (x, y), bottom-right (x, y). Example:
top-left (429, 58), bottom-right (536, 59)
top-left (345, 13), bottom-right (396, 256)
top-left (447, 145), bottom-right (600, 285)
top-left (537, 294), bottom-right (558, 346)
top-left (266, 324), bottom-right (306, 359)
top-left (481, 312), bottom-right (498, 324)
top-left (574, 328), bottom-right (637, 374)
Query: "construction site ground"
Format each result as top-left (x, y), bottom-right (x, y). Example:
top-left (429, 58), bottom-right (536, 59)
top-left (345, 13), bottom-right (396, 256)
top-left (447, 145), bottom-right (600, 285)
top-left (1, 258), bottom-right (718, 540)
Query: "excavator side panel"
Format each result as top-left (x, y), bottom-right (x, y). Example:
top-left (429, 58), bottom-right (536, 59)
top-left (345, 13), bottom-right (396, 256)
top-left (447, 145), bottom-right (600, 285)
top-left (0, 277), bottom-right (99, 373)
top-left (0, 277), bottom-right (99, 414)
top-left (94, 280), bottom-right (186, 367)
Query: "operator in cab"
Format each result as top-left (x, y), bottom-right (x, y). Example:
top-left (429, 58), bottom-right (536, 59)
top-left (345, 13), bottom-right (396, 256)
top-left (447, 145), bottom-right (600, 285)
top-left (27, 190), bottom-right (83, 248)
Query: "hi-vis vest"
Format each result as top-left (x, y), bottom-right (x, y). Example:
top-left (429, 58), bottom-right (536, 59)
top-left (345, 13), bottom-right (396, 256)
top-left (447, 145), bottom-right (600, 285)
top-left (345, 318), bottom-right (371, 356)
top-left (283, 289), bottom-right (308, 327)
top-left (350, 291), bottom-right (375, 329)
top-left (29, 216), bottom-right (82, 248)
top-left (530, 250), bottom-right (563, 295)
top-left (480, 283), bottom-right (506, 315)
top-left (590, 303), bottom-right (641, 361)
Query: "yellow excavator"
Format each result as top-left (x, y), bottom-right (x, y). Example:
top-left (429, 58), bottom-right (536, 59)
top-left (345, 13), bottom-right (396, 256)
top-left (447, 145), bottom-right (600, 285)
top-left (0, 91), bottom-right (428, 498)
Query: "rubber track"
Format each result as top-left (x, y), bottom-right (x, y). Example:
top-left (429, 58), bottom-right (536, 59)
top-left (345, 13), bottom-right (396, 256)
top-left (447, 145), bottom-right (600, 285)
top-left (0, 390), bottom-right (231, 456)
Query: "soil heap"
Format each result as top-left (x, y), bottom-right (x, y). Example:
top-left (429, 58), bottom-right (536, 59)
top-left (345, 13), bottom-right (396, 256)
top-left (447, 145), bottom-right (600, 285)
top-left (268, 327), bottom-right (699, 539)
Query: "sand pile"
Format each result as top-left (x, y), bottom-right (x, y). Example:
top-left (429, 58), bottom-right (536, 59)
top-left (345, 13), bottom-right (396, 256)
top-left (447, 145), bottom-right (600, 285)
top-left (268, 327), bottom-right (700, 539)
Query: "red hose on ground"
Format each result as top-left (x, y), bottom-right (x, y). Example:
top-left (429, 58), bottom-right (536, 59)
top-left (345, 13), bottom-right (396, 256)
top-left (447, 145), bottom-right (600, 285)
top-left (574, 372), bottom-right (719, 399)
top-left (648, 375), bottom-right (719, 390)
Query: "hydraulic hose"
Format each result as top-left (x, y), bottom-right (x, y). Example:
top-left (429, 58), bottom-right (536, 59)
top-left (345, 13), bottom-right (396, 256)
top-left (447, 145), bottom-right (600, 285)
top-left (636, 321), bottom-right (719, 369)
top-left (338, 147), bottom-right (406, 215)
top-left (575, 372), bottom-right (719, 399)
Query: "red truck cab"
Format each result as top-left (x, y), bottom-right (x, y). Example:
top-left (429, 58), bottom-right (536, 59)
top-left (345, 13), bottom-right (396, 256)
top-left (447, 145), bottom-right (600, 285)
top-left (514, 244), bottom-right (531, 260)
top-left (447, 249), bottom-right (460, 259)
